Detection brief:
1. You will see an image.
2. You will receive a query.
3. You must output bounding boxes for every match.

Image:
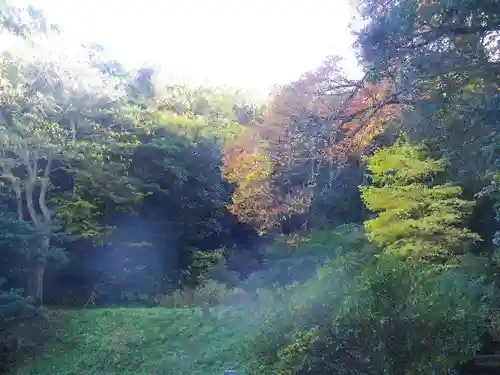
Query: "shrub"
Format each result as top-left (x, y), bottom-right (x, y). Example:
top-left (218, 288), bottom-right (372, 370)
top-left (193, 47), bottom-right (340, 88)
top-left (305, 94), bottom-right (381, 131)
top-left (154, 279), bottom-right (250, 308)
top-left (0, 279), bottom-right (40, 372)
top-left (245, 253), bottom-right (492, 375)
top-left (0, 279), bottom-right (38, 332)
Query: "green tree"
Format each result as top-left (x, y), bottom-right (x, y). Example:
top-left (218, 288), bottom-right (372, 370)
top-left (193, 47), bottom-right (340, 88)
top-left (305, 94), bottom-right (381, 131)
top-left (360, 141), bottom-right (480, 260)
top-left (0, 10), bottom-right (143, 304)
top-left (354, 0), bottom-right (500, 191)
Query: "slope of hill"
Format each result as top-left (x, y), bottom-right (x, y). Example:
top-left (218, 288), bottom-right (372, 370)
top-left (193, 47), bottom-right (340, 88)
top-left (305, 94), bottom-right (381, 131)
top-left (13, 307), bottom-right (255, 375)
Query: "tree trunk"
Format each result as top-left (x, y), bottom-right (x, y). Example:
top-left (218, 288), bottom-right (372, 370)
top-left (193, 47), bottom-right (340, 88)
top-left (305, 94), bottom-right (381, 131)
top-left (28, 236), bottom-right (49, 306)
top-left (28, 263), bottom-right (44, 306)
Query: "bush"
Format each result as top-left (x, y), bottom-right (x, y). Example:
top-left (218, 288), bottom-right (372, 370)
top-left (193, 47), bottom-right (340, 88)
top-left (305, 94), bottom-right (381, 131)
top-left (240, 221), bottom-right (493, 375)
top-left (245, 253), bottom-right (492, 375)
top-left (154, 288), bottom-right (194, 308)
top-left (0, 279), bottom-right (39, 332)
top-left (0, 279), bottom-right (40, 372)
top-left (154, 279), bottom-right (251, 308)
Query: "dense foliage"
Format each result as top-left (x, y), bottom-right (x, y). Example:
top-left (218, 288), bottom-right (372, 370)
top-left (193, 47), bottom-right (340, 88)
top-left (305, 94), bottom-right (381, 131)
top-left (0, 1), bottom-right (499, 374)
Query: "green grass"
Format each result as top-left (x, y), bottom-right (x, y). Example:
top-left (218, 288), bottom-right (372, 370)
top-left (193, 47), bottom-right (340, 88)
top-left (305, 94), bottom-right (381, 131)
top-left (13, 307), bottom-right (258, 375)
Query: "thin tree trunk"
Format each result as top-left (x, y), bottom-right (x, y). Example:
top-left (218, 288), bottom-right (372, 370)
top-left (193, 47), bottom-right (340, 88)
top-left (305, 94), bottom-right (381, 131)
top-left (12, 183), bottom-right (24, 221)
top-left (27, 233), bottom-right (49, 306)
top-left (28, 263), bottom-right (44, 306)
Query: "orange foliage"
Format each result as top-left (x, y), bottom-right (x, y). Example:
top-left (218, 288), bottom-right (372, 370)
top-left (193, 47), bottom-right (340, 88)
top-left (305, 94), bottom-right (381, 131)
top-left (222, 129), bottom-right (278, 232)
top-left (222, 56), bottom-right (402, 232)
top-left (260, 58), bottom-right (400, 165)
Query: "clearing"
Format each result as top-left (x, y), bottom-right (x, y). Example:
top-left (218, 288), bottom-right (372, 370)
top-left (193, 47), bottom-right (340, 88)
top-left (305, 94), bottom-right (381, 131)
top-left (13, 307), bottom-right (256, 375)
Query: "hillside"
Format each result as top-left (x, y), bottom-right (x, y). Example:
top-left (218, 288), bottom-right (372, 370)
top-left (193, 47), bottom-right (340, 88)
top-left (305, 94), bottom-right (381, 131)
top-left (13, 308), bottom-right (255, 375)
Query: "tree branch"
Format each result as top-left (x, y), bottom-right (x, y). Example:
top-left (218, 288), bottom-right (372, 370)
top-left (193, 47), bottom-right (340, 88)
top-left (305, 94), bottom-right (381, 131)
top-left (404, 24), bottom-right (500, 50)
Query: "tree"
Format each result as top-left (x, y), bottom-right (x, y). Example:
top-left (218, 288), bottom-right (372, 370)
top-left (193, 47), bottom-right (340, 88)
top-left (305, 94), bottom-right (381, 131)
top-left (354, 0), bottom-right (500, 190)
top-left (356, 0), bottom-right (500, 77)
top-left (360, 140), bottom-right (480, 260)
top-left (223, 129), bottom-right (277, 232)
top-left (0, 12), bottom-right (142, 304)
top-left (131, 125), bottom-right (232, 248)
top-left (351, 0), bottom-right (500, 267)
top-left (0, 3), bottom-right (58, 39)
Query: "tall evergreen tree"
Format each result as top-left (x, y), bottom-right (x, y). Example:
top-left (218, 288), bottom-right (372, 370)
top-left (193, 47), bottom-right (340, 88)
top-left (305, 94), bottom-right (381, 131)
top-left (360, 140), bottom-right (480, 260)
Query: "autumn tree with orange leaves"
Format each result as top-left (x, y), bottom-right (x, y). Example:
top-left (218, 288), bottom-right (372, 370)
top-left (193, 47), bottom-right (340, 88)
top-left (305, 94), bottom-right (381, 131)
top-left (222, 55), bottom-right (404, 232)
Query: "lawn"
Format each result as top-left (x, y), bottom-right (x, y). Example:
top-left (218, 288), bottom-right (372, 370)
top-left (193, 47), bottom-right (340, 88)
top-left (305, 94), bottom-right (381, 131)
top-left (13, 307), bottom-right (257, 375)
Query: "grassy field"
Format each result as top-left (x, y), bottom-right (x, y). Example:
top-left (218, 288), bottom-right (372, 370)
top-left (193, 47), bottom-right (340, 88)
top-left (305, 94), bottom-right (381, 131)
top-left (13, 307), bottom-right (257, 375)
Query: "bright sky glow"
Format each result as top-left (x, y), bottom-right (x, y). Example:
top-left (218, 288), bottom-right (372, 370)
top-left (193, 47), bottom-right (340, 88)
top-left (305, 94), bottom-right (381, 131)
top-left (11, 0), bottom-right (362, 97)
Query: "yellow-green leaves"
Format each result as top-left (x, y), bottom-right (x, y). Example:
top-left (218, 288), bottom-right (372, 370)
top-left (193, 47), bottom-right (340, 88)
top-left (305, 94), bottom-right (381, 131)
top-left (361, 141), bottom-right (480, 260)
top-left (365, 141), bottom-right (445, 185)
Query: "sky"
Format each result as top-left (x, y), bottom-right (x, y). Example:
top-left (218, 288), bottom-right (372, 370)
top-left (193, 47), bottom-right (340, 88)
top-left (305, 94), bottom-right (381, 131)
top-left (11, 0), bottom-right (363, 98)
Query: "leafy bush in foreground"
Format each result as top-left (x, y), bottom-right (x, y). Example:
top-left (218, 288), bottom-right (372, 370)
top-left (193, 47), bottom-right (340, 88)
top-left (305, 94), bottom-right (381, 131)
top-left (0, 279), bottom-right (40, 372)
top-left (245, 245), bottom-right (492, 375)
